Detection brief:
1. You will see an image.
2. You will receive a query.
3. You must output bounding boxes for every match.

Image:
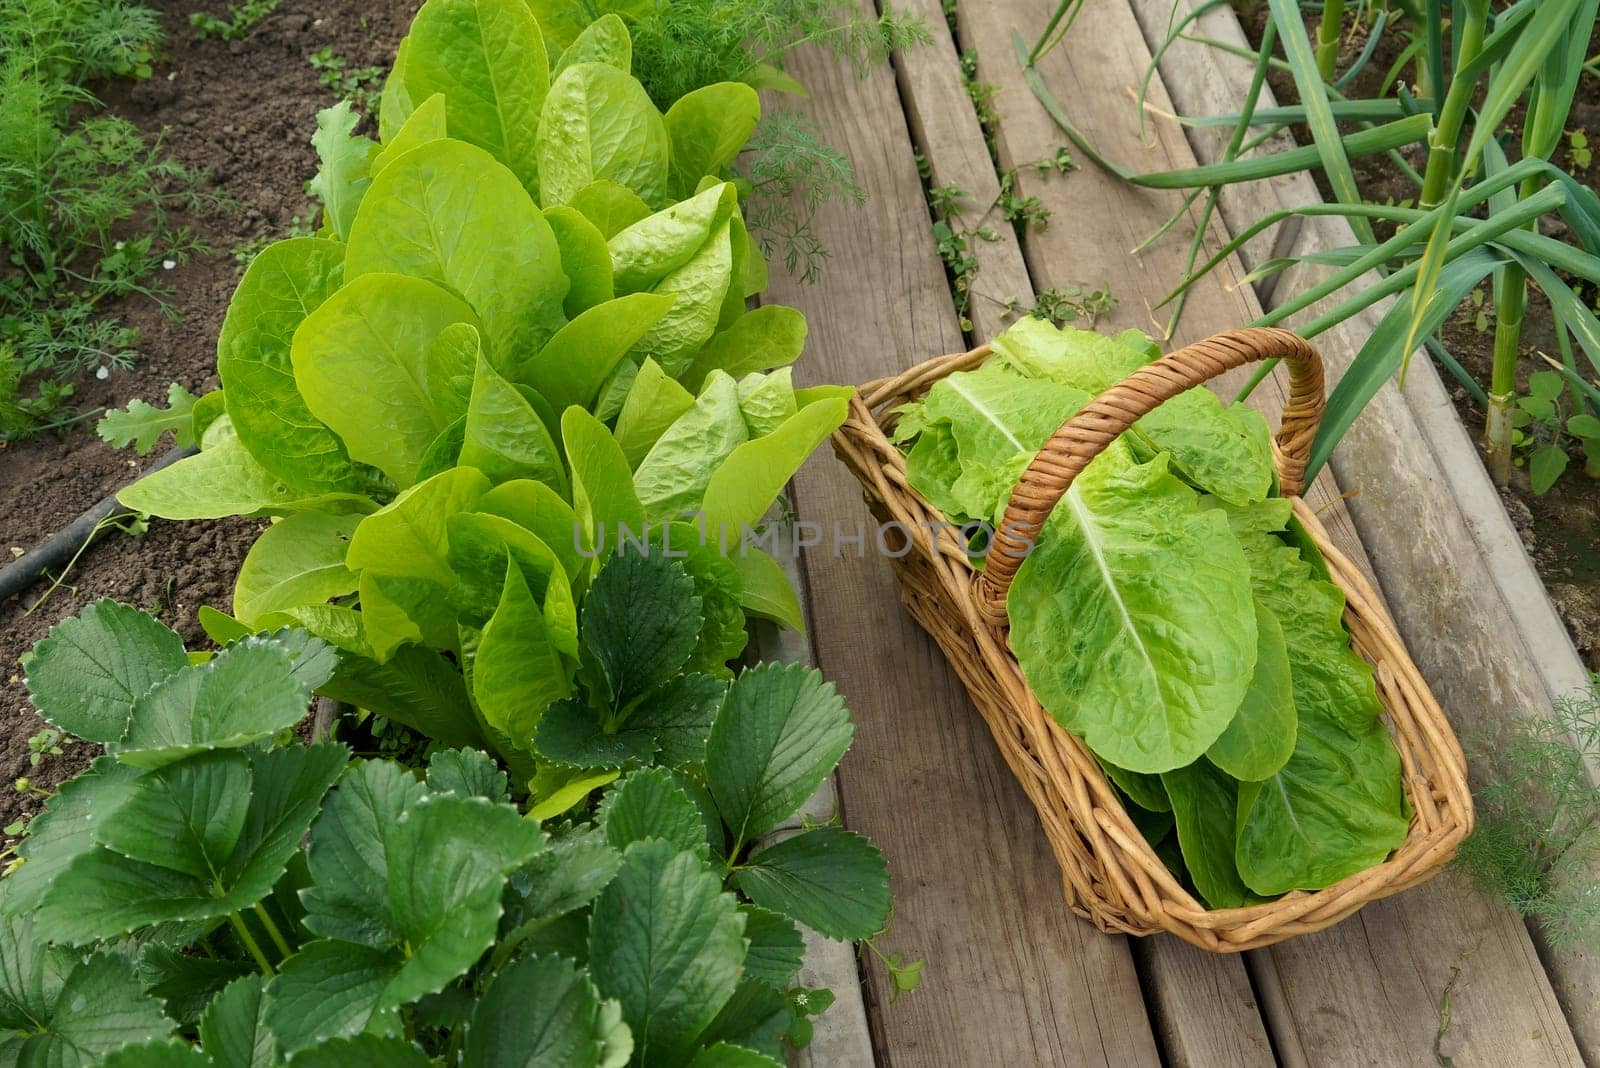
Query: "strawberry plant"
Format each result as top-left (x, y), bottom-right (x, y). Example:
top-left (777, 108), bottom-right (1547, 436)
top-left (2, 598), bottom-right (891, 1063)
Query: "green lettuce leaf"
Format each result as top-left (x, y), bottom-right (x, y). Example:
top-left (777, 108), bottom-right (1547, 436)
top-left (1160, 759), bottom-right (1259, 909)
top-left (521, 293), bottom-right (673, 414)
top-left (216, 237), bottom-right (365, 494)
top-left (308, 101), bottom-right (376, 242)
top-left (1204, 600), bottom-right (1296, 781)
top-left (291, 275), bottom-right (480, 488)
top-left (539, 62), bottom-right (669, 208)
top-left (370, 92), bottom-right (447, 176)
top-left (614, 357), bottom-right (695, 469)
top-left (119, 418), bottom-right (376, 521)
top-left (665, 84), bottom-right (760, 199)
top-left (635, 371), bottom-right (747, 521)
top-left (553, 12), bottom-right (633, 76)
top-left (608, 182), bottom-right (735, 294)
top-left (400, 0), bottom-right (548, 192)
top-left (458, 355), bottom-right (569, 492)
top-left (990, 317), bottom-right (1274, 504)
top-left (1225, 508), bottom-right (1409, 895)
top-left (1008, 446), bottom-right (1257, 774)
top-left (544, 204), bottom-right (616, 317)
top-left (346, 138), bottom-right (568, 358)
top-left (233, 512), bottom-right (360, 627)
top-left (679, 306), bottom-right (807, 393)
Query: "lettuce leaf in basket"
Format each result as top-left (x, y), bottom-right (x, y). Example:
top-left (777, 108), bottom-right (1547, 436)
top-left (1006, 442), bottom-right (1258, 774)
top-left (893, 363), bottom-right (1088, 523)
top-left (990, 317), bottom-right (1275, 506)
top-left (1216, 501), bottom-right (1409, 896)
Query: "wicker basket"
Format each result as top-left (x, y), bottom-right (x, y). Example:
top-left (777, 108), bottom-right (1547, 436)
top-left (831, 327), bottom-right (1473, 952)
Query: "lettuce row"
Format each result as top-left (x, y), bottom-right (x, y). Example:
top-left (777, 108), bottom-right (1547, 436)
top-left (894, 318), bottom-right (1407, 907)
top-left (4, 598), bottom-right (883, 1064)
top-left (106, 2), bottom-right (844, 791)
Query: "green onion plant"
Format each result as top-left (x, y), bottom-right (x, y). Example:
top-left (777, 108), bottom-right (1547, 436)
top-left (1018, 0), bottom-right (1600, 492)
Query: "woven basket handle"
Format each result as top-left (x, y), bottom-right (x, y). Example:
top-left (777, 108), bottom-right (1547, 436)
top-left (974, 327), bottom-right (1324, 625)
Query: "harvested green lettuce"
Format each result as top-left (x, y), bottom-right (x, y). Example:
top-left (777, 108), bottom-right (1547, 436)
top-left (1219, 503), bottom-right (1409, 896)
top-left (1007, 444), bottom-right (1258, 774)
top-left (991, 316), bottom-right (1276, 505)
top-left (892, 317), bottom-right (1408, 904)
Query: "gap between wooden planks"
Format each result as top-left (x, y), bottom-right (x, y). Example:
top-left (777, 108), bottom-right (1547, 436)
top-left (888, 0), bottom-right (1274, 1064)
top-left (942, 0), bottom-right (1585, 1064)
top-left (760, 5), bottom-right (1164, 1065)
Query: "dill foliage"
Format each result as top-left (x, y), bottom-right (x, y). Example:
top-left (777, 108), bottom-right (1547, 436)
top-left (1456, 678), bottom-right (1600, 949)
top-left (628, 0), bottom-right (928, 106)
top-left (626, 0), bottom-right (929, 282)
top-left (1, 0), bottom-right (217, 438)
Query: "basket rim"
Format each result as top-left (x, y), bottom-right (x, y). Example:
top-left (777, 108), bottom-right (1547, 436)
top-left (829, 340), bottom-right (1474, 951)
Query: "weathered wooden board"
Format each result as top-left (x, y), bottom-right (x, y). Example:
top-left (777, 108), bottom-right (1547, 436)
top-left (748, 538), bottom-right (874, 1068)
top-left (887, 3), bottom-right (1275, 1064)
top-left (950, 0), bottom-right (1585, 1064)
top-left (759, 7), bottom-right (1163, 1063)
top-left (1123, 0), bottom-right (1599, 1060)
top-left (888, 2), bottom-right (1032, 343)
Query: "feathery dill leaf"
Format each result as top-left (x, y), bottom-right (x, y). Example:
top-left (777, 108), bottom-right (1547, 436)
top-left (1456, 677), bottom-right (1600, 950)
top-left (741, 110), bottom-right (863, 283)
top-left (628, 0), bottom-right (930, 107)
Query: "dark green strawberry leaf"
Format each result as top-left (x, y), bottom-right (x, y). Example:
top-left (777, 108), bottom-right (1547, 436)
top-left (730, 827), bottom-right (889, 941)
top-left (628, 674), bottom-right (728, 768)
top-left (463, 954), bottom-right (632, 1068)
top-left (261, 941), bottom-right (400, 1050)
top-left (22, 600), bottom-right (188, 743)
top-left (588, 840), bottom-right (745, 1064)
top-left (36, 745), bottom-right (348, 944)
top-left (426, 748), bottom-right (508, 801)
top-left (302, 760), bottom-right (428, 948)
top-left (136, 946), bottom-right (254, 1027)
top-left (2, 757), bottom-right (146, 915)
top-left (737, 907), bottom-right (805, 988)
top-left (0, 911), bottom-right (172, 1067)
top-left (117, 639), bottom-right (322, 769)
top-left (580, 552), bottom-right (702, 711)
top-left (197, 975), bottom-right (276, 1068)
top-left (98, 751), bottom-right (253, 881)
top-left (705, 663), bottom-right (851, 848)
top-left (535, 698), bottom-right (659, 769)
top-left (279, 1034), bottom-right (433, 1067)
top-left (697, 979), bottom-right (791, 1058)
top-left (598, 768), bottom-right (707, 854)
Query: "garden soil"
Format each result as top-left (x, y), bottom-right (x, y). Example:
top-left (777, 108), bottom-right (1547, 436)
top-left (0, 0), bottom-right (413, 833)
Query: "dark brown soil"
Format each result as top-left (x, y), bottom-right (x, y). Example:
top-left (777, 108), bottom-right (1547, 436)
top-left (0, 0), bottom-right (413, 834)
top-left (1233, 2), bottom-right (1600, 669)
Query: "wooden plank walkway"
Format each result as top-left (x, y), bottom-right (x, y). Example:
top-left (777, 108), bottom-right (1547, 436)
top-left (763, 0), bottom-right (1589, 1064)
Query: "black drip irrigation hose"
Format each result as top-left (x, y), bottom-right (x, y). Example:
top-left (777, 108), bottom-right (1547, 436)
top-left (0, 445), bottom-right (195, 606)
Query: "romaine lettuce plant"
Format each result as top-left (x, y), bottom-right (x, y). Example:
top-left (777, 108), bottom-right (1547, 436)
top-left (99, 1), bottom-right (850, 807)
top-left (524, 0), bottom-right (932, 282)
top-left (2, 599), bottom-right (890, 1064)
top-left (893, 318), bottom-right (1408, 907)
